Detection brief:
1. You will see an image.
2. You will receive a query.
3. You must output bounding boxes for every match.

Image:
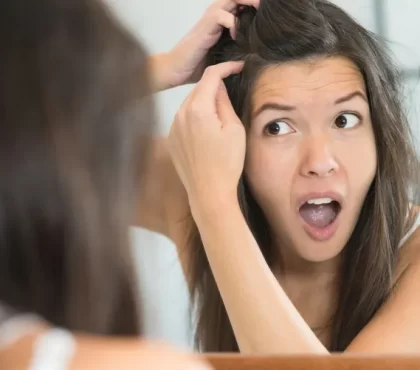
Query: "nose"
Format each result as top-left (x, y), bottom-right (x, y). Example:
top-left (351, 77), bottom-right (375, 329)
top-left (300, 135), bottom-right (339, 178)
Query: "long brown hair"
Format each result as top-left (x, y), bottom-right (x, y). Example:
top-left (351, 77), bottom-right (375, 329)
top-left (0, 0), bottom-right (155, 335)
top-left (188, 0), bottom-right (420, 352)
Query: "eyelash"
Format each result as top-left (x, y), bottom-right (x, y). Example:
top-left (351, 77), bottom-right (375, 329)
top-left (333, 111), bottom-right (363, 129)
top-left (263, 119), bottom-right (294, 136)
top-left (262, 111), bottom-right (363, 136)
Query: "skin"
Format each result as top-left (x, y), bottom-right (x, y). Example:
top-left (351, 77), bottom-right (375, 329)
top-left (247, 57), bottom-right (377, 266)
top-left (148, 0), bottom-right (260, 91)
top-left (245, 58), bottom-right (377, 340)
top-left (0, 324), bottom-right (209, 370)
top-left (142, 55), bottom-right (420, 353)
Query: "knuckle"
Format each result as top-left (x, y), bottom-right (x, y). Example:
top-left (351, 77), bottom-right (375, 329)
top-left (214, 9), bottom-right (223, 22)
top-left (218, 11), bottom-right (235, 28)
top-left (214, 8), bottom-right (227, 21)
top-left (203, 64), bottom-right (218, 78)
top-left (202, 65), bottom-right (213, 77)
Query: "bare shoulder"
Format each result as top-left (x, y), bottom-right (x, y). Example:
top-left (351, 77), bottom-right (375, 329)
top-left (0, 327), bottom-right (207, 370)
top-left (395, 205), bottom-right (420, 281)
top-left (71, 336), bottom-right (206, 370)
top-left (347, 206), bottom-right (420, 352)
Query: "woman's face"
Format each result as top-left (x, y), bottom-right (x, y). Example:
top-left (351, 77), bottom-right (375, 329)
top-left (245, 56), bottom-right (377, 263)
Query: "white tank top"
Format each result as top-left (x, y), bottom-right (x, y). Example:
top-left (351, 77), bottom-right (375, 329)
top-left (0, 313), bottom-right (76, 370)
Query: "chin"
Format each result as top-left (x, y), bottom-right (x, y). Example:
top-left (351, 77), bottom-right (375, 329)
top-left (286, 228), bottom-right (352, 265)
top-left (293, 239), bottom-right (345, 264)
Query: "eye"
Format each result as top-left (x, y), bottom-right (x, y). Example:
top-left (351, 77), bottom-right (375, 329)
top-left (334, 113), bottom-right (361, 129)
top-left (264, 120), bottom-right (294, 136)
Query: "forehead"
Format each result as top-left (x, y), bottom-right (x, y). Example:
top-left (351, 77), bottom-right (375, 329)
top-left (252, 56), bottom-right (366, 107)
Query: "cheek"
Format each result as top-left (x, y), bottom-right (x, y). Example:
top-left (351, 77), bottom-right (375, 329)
top-left (336, 130), bottom-right (377, 196)
top-left (244, 139), bottom-right (296, 203)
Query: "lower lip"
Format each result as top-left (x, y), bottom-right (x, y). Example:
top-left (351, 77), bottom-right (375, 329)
top-left (299, 210), bottom-right (341, 242)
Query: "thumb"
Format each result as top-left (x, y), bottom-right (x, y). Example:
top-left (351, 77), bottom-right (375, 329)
top-left (216, 83), bottom-right (240, 126)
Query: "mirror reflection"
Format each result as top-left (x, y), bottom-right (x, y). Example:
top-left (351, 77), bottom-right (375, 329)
top-left (111, 0), bottom-right (420, 353)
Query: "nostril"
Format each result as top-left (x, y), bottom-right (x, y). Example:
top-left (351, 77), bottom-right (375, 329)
top-left (307, 168), bottom-right (335, 177)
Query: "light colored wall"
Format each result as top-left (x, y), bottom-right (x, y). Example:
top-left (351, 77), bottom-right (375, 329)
top-left (384, 1), bottom-right (420, 149)
top-left (105, 0), bottom-right (420, 350)
top-left (106, 0), bottom-right (215, 350)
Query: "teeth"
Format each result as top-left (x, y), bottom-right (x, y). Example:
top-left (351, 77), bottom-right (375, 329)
top-left (307, 198), bottom-right (334, 205)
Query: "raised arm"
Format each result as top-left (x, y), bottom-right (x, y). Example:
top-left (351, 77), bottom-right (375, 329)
top-left (146, 0), bottom-right (260, 93)
top-left (167, 60), bottom-right (420, 354)
top-left (134, 0), bottom-right (261, 276)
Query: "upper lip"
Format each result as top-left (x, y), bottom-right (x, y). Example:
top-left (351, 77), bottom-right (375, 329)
top-left (296, 191), bottom-right (344, 211)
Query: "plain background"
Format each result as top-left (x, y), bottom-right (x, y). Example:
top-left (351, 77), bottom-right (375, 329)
top-left (104, 0), bottom-right (420, 350)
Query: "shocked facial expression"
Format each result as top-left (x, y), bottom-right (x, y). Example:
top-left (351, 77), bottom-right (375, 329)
top-left (245, 56), bottom-right (377, 263)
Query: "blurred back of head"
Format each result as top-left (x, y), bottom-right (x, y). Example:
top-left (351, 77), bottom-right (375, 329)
top-left (0, 0), bottom-right (155, 335)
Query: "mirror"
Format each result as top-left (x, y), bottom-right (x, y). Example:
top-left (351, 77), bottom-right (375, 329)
top-left (105, 0), bottom-right (420, 352)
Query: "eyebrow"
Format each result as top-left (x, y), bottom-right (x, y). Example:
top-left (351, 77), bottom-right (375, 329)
top-left (334, 91), bottom-right (367, 104)
top-left (252, 90), bottom-right (368, 118)
top-left (251, 102), bottom-right (295, 118)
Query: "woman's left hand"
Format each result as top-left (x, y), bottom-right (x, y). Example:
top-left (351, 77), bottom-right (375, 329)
top-left (168, 61), bottom-right (246, 217)
top-left (163, 0), bottom-right (259, 89)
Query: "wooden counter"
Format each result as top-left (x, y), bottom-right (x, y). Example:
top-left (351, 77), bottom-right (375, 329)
top-left (205, 354), bottom-right (420, 370)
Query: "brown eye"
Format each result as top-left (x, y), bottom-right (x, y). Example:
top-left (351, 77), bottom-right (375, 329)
top-left (334, 113), bottom-right (360, 129)
top-left (264, 120), bottom-right (294, 136)
top-left (267, 122), bottom-right (280, 135)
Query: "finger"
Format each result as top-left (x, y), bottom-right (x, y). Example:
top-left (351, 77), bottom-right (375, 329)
top-left (212, 10), bottom-right (237, 39)
top-left (229, 26), bottom-right (237, 40)
top-left (195, 62), bottom-right (244, 102)
top-left (216, 84), bottom-right (240, 126)
top-left (214, 10), bottom-right (235, 31)
top-left (206, 0), bottom-right (258, 38)
top-left (200, 9), bottom-right (234, 38)
top-left (214, 0), bottom-right (260, 12)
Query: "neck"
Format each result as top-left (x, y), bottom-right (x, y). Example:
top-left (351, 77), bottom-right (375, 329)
top-left (274, 252), bottom-right (340, 301)
top-left (274, 239), bottom-right (341, 281)
top-left (271, 237), bottom-right (341, 342)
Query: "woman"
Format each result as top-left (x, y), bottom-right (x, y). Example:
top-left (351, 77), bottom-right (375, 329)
top-left (0, 0), bottom-right (256, 368)
top-left (142, 0), bottom-right (420, 354)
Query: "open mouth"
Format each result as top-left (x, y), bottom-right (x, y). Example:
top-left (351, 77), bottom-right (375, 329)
top-left (298, 197), bottom-right (342, 229)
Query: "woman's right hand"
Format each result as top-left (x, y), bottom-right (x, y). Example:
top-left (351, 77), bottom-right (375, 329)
top-left (151, 0), bottom-right (259, 91)
top-left (168, 61), bottom-right (246, 218)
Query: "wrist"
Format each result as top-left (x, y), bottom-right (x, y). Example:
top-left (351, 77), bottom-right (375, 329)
top-left (190, 191), bottom-right (241, 225)
top-left (148, 53), bottom-right (179, 92)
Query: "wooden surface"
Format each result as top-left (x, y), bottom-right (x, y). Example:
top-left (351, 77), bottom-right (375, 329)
top-left (205, 354), bottom-right (420, 370)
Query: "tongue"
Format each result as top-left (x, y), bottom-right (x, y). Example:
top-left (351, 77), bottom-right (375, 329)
top-left (299, 203), bottom-right (338, 228)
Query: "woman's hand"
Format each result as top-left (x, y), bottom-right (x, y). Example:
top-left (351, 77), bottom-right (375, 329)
top-left (151, 0), bottom-right (258, 91)
top-left (168, 61), bottom-right (245, 217)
